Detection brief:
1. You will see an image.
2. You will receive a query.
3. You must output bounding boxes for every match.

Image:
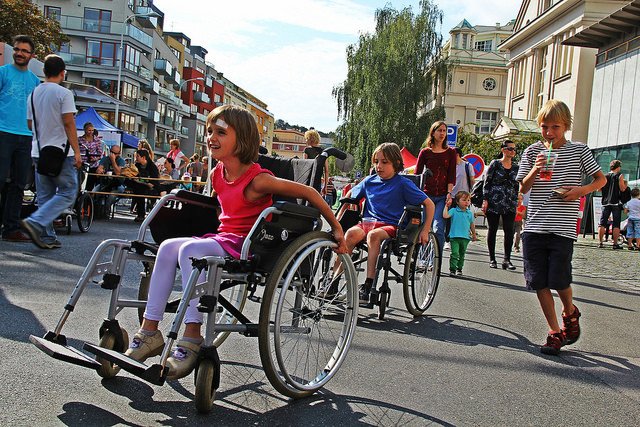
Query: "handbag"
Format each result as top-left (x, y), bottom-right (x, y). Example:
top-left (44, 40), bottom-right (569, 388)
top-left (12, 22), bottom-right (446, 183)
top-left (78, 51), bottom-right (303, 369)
top-left (31, 92), bottom-right (70, 177)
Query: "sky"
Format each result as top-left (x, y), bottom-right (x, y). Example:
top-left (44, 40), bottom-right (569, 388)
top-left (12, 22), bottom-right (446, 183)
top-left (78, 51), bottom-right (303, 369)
top-left (153, 0), bottom-right (522, 133)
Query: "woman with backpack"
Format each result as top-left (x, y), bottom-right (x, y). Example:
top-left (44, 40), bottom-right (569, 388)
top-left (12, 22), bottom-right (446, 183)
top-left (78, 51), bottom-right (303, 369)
top-left (482, 140), bottom-right (519, 270)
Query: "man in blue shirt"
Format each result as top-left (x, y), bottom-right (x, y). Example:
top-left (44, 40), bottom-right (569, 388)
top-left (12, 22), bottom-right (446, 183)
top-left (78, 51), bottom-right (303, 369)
top-left (0, 35), bottom-right (40, 242)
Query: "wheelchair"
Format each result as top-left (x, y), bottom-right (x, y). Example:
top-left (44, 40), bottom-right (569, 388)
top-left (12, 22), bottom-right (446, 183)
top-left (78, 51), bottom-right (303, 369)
top-left (30, 148), bottom-right (358, 414)
top-left (336, 172), bottom-right (441, 320)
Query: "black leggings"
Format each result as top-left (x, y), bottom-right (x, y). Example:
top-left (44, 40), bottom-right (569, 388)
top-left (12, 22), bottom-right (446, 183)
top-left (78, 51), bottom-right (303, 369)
top-left (486, 211), bottom-right (516, 262)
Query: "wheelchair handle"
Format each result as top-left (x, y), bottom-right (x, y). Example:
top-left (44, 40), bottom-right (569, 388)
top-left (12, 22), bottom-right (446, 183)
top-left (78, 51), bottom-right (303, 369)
top-left (322, 147), bottom-right (347, 160)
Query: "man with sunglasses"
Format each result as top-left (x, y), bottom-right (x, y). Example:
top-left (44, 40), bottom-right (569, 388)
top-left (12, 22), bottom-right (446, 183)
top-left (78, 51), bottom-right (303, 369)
top-left (0, 35), bottom-right (40, 243)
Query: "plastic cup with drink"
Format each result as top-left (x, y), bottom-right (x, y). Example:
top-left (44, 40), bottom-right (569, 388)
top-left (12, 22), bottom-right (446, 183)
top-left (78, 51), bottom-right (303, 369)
top-left (361, 217), bottom-right (376, 234)
top-left (539, 151), bottom-right (558, 181)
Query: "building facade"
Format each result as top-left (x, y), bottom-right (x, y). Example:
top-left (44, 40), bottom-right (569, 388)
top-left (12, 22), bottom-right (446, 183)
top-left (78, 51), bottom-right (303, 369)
top-left (272, 129), bottom-right (306, 159)
top-left (500, 0), bottom-right (629, 143)
top-left (434, 19), bottom-right (514, 134)
top-left (33, 0), bottom-right (273, 159)
top-left (564, 0), bottom-right (640, 185)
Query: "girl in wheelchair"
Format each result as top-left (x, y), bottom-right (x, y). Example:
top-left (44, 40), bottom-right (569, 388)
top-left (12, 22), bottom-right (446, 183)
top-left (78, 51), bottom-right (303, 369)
top-left (125, 105), bottom-right (347, 380)
top-left (338, 143), bottom-right (434, 305)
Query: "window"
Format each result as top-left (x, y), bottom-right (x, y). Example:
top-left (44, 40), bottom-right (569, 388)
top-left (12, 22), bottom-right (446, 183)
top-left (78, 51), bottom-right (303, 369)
top-left (184, 59), bottom-right (191, 68)
top-left (533, 46), bottom-right (548, 114)
top-left (121, 82), bottom-right (139, 106)
top-left (83, 8), bottom-right (111, 33)
top-left (196, 123), bottom-right (205, 143)
top-left (170, 46), bottom-right (180, 60)
top-left (213, 93), bottom-right (221, 103)
top-left (475, 40), bottom-right (492, 51)
top-left (86, 40), bottom-right (117, 66)
top-left (85, 78), bottom-right (116, 95)
top-left (155, 128), bottom-right (166, 151)
top-left (44, 6), bottom-right (61, 21)
top-left (512, 56), bottom-right (528, 97)
top-left (462, 34), bottom-right (468, 49)
top-left (157, 102), bottom-right (167, 119)
top-left (121, 113), bottom-right (136, 133)
top-left (124, 45), bottom-right (141, 72)
top-left (554, 31), bottom-right (574, 78)
top-left (483, 77), bottom-right (497, 91)
top-left (196, 66), bottom-right (205, 74)
top-left (475, 111), bottom-right (498, 134)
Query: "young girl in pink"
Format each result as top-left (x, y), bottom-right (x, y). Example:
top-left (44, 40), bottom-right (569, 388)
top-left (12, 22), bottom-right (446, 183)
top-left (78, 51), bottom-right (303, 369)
top-left (125, 105), bottom-right (347, 380)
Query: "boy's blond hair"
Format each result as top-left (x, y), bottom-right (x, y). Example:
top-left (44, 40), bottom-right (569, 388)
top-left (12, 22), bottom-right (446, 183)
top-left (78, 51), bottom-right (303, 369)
top-left (536, 99), bottom-right (572, 130)
top-left (304, 129), bottom-right (321, 146)
top-left (207, 105), bottom-right (260, 164)
top-left (372, 142), bottom-right (404, 173)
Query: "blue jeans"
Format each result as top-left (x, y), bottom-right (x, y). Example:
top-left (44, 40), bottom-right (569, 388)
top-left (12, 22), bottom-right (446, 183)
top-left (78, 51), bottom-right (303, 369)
top-left (430, 195), bottom-right (447, 254)
top-left (0, 131), bottom-right (33, 235)
top-left (28, 157), bottom-right (77, 243)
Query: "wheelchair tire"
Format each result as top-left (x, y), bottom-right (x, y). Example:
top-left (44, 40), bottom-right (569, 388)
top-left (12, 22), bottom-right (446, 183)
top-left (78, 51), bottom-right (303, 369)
top-left (258, 231), bottom-right (358, 398)
top-left (194, 359), bottom-right (217, 414)
top-left (378, 289), bottom-right (390, 320)
top-left (76, 192), bottom-right (93, 233)
top-left (96, 328), bottom-right (129, 379)
top-left (402, 232), bottom-right (441, 316)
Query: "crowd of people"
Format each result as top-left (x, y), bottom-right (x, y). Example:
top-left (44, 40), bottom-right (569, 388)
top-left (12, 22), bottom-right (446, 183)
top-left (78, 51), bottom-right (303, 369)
top-left (2, 34), bottom-right (637, 369)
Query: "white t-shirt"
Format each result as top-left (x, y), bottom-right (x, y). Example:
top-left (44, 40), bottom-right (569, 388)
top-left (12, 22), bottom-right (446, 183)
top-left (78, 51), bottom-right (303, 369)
top-left (452, 161), bottom-right (473, 194)
top-left (625, 198), bottom-right (640, 220)
top-left (27, 82), bottom-right (77, 157)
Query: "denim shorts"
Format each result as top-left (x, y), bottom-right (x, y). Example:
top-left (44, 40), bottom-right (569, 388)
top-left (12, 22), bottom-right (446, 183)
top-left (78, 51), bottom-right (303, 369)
top-left (599, 204), bottom-right (622, 228)
top-left (522, 232), bottom-right (574, 291)
top-left (627, 219), bottom-right (640, 239)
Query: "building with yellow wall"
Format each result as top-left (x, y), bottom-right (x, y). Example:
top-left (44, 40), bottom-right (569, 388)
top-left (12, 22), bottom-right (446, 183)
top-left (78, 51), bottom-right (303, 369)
top-left (272, 129), bottom-right (306, 158)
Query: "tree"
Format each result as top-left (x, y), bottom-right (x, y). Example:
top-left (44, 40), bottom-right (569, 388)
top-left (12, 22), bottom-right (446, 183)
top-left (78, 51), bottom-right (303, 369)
top-left (0, 0), bottom-right (68, 57)
top-left (333, 1), bottom-right (449, 173)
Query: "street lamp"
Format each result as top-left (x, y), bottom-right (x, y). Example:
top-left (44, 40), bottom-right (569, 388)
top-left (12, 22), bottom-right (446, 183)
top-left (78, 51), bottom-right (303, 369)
top-left (179, 76), bottom-right (205, 92)
top-left (114, 11), bottom-right (160, 133)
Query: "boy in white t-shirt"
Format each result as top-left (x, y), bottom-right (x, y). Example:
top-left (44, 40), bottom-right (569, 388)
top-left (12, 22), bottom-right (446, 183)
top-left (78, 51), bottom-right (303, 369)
top-left (624, 187), bottom-right (640, 250)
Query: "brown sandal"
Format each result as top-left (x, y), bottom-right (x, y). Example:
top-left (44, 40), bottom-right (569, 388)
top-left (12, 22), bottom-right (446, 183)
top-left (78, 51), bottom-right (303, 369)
top-left (562, 305), bottom-right (581, 345)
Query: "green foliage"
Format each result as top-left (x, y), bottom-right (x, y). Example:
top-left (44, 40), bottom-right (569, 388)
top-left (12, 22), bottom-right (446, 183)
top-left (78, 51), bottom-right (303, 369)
top-left (456, 123), bottom-right (540, 165)
top-left (0, 0), bottom-right (68, 57)
top-left (333, 1), bottom-right (449, 174)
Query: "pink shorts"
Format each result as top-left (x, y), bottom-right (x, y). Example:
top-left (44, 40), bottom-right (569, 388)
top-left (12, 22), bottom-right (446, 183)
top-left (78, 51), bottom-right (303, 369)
top-left (356, 221), bottom-right (397, 238)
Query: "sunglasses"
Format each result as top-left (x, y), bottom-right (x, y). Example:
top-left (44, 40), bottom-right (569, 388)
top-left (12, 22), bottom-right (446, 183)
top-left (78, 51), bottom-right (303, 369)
top-left (13, 47), bottom-right (33, 54)
top-left (502, 147), bottom-right (516, 151)
top-left (110, 149), bottom-right (121, 155)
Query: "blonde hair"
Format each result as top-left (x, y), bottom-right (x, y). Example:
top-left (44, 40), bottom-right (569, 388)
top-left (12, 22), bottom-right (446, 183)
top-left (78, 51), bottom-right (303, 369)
top-left (536, 99), bottom-right (572, 130)
top-left (169, 138), bottom-right (180, 149)
top-left (206, 105), bottom-right (260, 164)
top-left (425, 121), bottom-right (448, 149)
top-left (372, 142), bottom-right (404, 173)
top-left (455, 190), bottom-right (471, 203)
top-left (304, 129), bottom-right (321, 146)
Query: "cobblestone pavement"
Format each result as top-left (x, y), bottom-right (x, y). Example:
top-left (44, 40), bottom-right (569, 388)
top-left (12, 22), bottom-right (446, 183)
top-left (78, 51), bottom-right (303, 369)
top-left (475, 227), bottom-right (640, 290)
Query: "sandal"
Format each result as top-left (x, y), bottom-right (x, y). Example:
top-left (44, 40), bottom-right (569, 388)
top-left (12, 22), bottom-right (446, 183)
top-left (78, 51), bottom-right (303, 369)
top-left (562, 305), bottom-right (581, 345)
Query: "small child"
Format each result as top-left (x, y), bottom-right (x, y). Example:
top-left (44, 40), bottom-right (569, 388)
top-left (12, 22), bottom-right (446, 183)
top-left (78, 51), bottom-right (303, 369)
top-left (513, 193), bottom-right (527, 252)
top-left (624, 187), bottom-right (640, 250)
top-left (337, 142), bottom-right (435, 306)
top-left (179, 172), bottom-right (193, 191)
top-left (443, 191), bottom-right (475, 276)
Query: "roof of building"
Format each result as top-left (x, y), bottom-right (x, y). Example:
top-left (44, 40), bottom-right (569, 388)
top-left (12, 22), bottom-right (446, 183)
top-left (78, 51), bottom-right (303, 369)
top-left (492, 117), bottom-right (540, 139)
top-left (563, 0), bottom-right (640, 48)
top-left (450, 19), bottom-right (476, 32)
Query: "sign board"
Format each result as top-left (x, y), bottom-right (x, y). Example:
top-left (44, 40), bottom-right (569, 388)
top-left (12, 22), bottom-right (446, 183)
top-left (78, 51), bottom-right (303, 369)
top-left (446, 125), bottom-right (458, 147)
top-left (463, 153), bottom-right (485, 178)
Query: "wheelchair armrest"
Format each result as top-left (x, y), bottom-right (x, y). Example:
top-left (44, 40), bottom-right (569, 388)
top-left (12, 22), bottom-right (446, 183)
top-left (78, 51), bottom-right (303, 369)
top-left (339, 197), bottom-right (360, 205)
top-left (273, 201), bottom-right (320, 219)
top-left (405, 204), bottom-right (422, 214)
top-left (170, 189), bottom-right (219, 208)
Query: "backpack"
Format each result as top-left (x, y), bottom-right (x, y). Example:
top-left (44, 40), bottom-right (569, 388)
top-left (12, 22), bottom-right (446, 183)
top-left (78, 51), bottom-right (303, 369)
top-left (470, 179), bottom-right (484, 208)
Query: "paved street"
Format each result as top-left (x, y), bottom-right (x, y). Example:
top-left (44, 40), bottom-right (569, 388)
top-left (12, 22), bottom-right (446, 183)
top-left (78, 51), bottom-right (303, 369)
top-left (1, 216), bottom-right (638, 426)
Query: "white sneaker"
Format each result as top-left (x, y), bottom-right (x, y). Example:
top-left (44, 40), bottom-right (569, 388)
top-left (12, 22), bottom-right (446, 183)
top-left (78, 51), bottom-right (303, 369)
top-left (444, 242), bottom-right (450, 250)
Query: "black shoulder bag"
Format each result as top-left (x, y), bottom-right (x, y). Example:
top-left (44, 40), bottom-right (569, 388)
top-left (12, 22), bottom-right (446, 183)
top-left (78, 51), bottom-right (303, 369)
top-left (31, 92), bottom-right (70, 177)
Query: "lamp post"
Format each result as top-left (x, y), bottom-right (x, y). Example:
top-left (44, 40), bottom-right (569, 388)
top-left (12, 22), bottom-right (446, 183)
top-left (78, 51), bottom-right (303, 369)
top-left (179, 76), bottom-right (205, 92)
top-left (114, 12), bottom-right (159, 133)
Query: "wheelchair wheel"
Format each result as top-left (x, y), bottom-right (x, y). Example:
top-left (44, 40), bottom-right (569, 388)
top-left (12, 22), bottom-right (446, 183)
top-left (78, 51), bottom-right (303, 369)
top-left (258, 231), bottom-right (358, 398)
top-left (76, 192), bottom-right (93, 233)
top-left (194, 359), bottom-right (217, 414)
top-left (96, 328), bottom-right (129, 378)
top-left (378, 288), bottom-right (390, 320)
top-left (402, 232), bottom-right (441, 316)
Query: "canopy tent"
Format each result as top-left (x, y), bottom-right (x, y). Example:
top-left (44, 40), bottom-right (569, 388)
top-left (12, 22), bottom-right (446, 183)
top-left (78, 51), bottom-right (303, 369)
top-left (75, 107), bottom-right (139, 148)
top-left (401, 147), bottom-right (418, 169)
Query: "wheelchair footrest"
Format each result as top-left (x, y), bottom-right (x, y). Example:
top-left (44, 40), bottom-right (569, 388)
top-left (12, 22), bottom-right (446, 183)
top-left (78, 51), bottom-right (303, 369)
top-left (30, 334), bottom-right (101, 370)
top-left (83, 343), bottom-right (168, 386)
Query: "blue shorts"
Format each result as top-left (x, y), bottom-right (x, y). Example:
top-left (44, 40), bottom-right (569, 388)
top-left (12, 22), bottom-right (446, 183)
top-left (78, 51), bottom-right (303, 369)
top-left (522, 232), bottom-right (574, 291)
top-left (627, 218), bottom-right (640, 239)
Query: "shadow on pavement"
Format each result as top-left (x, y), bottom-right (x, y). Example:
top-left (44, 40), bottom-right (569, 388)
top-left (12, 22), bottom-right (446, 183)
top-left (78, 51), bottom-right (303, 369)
top-left (77, 360), bottom-right (453, 426)
top-left (0, 288), bottom-right (46, 343)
